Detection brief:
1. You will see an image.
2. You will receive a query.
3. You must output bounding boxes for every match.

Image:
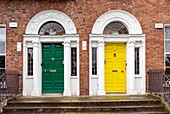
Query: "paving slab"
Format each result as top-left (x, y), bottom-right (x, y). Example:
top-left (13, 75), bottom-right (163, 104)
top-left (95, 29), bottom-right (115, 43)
top-left (11, 95), bottom-right (160, 103)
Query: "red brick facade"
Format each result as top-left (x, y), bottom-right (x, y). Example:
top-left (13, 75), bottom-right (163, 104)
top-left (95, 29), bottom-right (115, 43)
top-left (0, 0), bottom-right (169, 95)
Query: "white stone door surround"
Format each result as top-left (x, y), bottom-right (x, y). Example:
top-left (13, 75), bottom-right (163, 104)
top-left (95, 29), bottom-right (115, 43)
top-left (89, 10), bottom-right (146, 95)
top-left (23, 10), bottom-right (80, 96)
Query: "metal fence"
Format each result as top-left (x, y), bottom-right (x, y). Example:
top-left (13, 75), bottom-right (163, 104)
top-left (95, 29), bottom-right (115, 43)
top-left (0, 70), bottom-right (20, 101)
top-left (0, 69), bottom-right (169, 103)
top-left (148, 69), bottom-right (170, 104)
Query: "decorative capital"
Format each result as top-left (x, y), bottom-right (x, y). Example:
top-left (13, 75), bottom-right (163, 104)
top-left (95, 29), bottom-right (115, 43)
top-left (129, 41), bottom-right (135, 47)
top-left (98, 41), bottom-right (104, 47)
top-left (23, 41), bottom-right (27, 47)
top-left (141, 40), bottom-right (145, 47)
top-left (32, 39), bottom-right (39, 47)
top-left (64, 41), bottom-right (71, 47)
top-left (76, 41), bottom-right (79, 47)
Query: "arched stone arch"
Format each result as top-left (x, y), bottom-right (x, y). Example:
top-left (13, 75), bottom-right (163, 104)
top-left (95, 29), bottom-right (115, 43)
top-left (25, 10), bottom-right (77, 34)
top-left (90, 10), bottom-right (145, 96)
top-left (92, 10), bottom-right (142, 34)
top-left (23, 10), bottom-right (79, 97)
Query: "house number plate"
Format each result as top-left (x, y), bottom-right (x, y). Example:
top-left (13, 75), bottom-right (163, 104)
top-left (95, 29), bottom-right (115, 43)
top-left (50, 70), bottom-right (56, 72)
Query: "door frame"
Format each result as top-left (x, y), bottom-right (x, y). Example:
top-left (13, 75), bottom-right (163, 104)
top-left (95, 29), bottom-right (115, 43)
top-left (89, 34), bottom-right (145, 95)
top-left (89, 10), bottom-right (145, 96)
top-left (23, 35), bottom-right (80, 96)
top-left (23, 10), bottom-right (80, 96)
top-left (39, 35), bottom-right (79, 96)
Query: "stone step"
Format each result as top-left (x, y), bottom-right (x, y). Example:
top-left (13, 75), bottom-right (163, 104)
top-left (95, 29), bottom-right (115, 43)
top-left (2, 112), bottom-right (169, 114)
top-left (2, 95), bottom-right (169, 114)
top-left (3, 105), bottom-right (166, 113)
top-left (6, 100), bottom-right (161, 107)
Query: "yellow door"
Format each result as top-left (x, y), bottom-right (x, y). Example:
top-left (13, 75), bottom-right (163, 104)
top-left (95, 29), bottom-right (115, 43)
top-left (105, 43), bottom-right (126, 93)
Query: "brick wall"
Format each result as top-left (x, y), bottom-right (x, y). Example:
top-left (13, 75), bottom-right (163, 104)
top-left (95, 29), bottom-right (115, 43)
top-left (0, 0), bottom-right (169, 95)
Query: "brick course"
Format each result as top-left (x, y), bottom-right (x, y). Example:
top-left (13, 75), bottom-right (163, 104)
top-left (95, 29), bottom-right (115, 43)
top-left (0, 0), bottom-right (169, 95)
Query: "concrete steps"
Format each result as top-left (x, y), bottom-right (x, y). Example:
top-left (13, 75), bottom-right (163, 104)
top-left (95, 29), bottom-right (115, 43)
top-left (1, 112), bottom-right (169, 114)
top-left (2, 95), bottom-right (169, 114)
top-left (5, 100), bottom-right (162, 107)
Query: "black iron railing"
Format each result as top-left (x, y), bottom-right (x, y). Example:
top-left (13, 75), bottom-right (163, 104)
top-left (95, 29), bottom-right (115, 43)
top-left (148, 69), bottom-right (170, 104)
top-left (0, 69), bottom-right (169, 104)
top-left (0, 70), bottom-right (20, 101)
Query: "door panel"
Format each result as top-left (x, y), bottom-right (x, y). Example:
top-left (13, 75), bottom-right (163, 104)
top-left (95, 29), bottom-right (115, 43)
top-left (42, 43), bottom-right (64, 93)
top-left (105, 43), bottom-right (126, 93)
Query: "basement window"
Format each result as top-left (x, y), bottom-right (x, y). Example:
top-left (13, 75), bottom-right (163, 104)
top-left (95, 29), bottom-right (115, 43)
top-left (165, 25), bottom-right (170, 75)
top-left (0, 25), bottom-right (6, 76)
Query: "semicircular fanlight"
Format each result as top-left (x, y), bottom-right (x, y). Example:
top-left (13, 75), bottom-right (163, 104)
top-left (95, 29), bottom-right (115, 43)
top-left (103, 21), bottom-right (129, 35)
top-left (39, 21), bottom-right (65, 35)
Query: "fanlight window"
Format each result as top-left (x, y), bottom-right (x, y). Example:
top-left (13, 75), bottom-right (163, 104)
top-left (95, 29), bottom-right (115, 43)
top-left (103, 22), bottom-right (128, 34)
top-left (39, 22), bottom-right (65, 35)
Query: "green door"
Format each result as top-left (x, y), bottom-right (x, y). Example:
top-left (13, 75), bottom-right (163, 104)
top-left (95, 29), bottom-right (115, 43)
top-left (42, 43), bottom-right (64, 93)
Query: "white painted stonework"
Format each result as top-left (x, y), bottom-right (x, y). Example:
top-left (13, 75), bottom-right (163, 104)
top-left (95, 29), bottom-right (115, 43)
top-left (23, 10), bottom-right (79, 96)
top-left (89, 10), bottom-right (146, 96)
top-left (25, 10), bottom-right (77, 34)
top-left (92, 10), bottom-right (142, 34)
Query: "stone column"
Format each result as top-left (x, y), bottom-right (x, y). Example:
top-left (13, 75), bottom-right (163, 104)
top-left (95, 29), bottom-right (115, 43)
top-left (97, 41), bottom-right (105, 95)
top-left (127, 41), bottom-right (137, 94)
top-left (22, 41), bottom-right (27, 96)
top-left (89, 41), bottom-right (92, 96)
top-left (141, 40), bottom-right (146, 94)
top-left (63, 41), bottom-right (71, 96)
top-left (76, 41), bottom-right (80, 96)
top-left (31, 38), bottom-right (40, 96)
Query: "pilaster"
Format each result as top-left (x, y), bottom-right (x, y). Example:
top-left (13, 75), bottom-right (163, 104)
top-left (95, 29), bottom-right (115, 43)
top-left (31, 38), bottom-right (41, 96)
top-left (22, 41), bottom-right (27, 96)
top-left (97, 40), bottom-right (105, 95)
top-left (63, 41), bottom-right (71, 96)
top-left (127, 41), bottom-right (137, 94)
